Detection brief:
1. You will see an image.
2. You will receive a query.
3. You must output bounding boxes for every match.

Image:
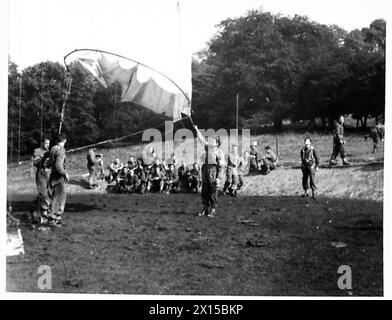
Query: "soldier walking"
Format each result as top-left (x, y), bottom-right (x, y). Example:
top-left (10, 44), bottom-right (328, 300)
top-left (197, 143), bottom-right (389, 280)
top-left (329, 115), bottom-right (350, 166)
top-left (48, 133), bottom-right (69, 227)
top-left (300, 137), bottom-right (319, 199)
top-left (365, 124), bottom-right (384, 153)
top-left (31, 138), bottom-right (51, 224)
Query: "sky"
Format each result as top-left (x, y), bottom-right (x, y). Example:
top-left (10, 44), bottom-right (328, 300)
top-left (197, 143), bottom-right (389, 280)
top-left (7, 0), bottom-right (390, 70)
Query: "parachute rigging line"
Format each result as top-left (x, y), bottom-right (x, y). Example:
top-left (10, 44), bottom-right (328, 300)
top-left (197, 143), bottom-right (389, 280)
top-left (63, 48), bottom-right (192, 110)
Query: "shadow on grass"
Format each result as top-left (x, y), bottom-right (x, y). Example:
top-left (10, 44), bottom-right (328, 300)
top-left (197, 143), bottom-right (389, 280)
top-left (354, 162), bottom-right (384, 172)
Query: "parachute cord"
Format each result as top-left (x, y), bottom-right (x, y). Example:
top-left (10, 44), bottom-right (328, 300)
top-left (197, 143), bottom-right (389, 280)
top-left (58, 71), bottom-right (73, 134)
top-left (66, 115), bottom-right (193, 154)
top-left (17, 74), bottom-right (22, 163)
top-left (40, 63), bottom-right (44, 142)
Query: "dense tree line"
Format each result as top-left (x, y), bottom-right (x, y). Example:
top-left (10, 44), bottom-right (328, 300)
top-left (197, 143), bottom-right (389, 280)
top-left (192, 10), bottom-right (385, 130)
top-left (8, 10), bottom-right (385, 160)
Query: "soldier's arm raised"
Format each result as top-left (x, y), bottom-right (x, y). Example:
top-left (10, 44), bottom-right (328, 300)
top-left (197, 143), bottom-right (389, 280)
top-left (194, 125), bottom-right (206, 146)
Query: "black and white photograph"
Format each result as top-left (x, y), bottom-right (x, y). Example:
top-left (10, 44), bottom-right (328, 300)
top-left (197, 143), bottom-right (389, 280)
top-left (2, 0), bottom-right (389, 298)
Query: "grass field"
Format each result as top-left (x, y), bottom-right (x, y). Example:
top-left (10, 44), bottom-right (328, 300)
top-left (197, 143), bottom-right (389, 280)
top-left (6, 131), bottom-right (384, 296)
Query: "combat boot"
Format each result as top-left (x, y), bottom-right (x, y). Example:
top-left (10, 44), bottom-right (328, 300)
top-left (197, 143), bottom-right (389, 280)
top-left (207, 208), bottom-right (216, 218)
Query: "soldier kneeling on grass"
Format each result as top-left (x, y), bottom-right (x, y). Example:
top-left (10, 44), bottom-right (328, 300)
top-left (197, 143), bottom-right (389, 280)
top-left (300, 137), bottom-right (319, 199)
top-left (260, 145), bottom-right (278, 175)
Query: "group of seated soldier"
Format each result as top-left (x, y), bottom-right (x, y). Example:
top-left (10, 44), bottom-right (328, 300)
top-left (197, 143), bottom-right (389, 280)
top-left (104, 141), bottom-right (278, 195)
top-left (107, 153), bottom-right (202, 194)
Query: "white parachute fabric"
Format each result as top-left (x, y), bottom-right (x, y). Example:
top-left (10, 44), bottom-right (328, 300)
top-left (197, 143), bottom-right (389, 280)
top-left (64, 1), bottom-right (192, 121)
top-left (69, 50), bottom-right (191, 120)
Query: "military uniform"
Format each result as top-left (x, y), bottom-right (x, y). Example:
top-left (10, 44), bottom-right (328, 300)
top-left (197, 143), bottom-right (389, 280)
top-left (138, 151), bottom-right (156, 193)
top-left (200, 144), bottom-right (223, 215)
top-left (189, 166), bottom-right (201, 192)
top-left (127, 158), bottom-right (138, 170)
top-left (116, 168), bottom-right (140, 193)
top-left (87, 149), bottom-right (98, 188)
top-left (32, 146), bottom-right (51, 222)
top-left (48, 144), bottom-right (68, 225)
top-left (366, 124), bottom-right (384, 153)
top-left (249, 148), bottom-right (259, 172)
top-left (164, 167), bottom-right (179, 193)
top-left (237, 155), bottom-right (249, 190)
top-left (330, 121), bottom-right (348, 164)
top-left (300, 145), bottom-right (319, 196)
top-left (108, 160), bottom-right (124, 182)
top-left (178, 164), bottom-right (190, 192)
top-left (148, 165), bottom-right (166, 192)
top-left (261, 150), bottom-right (278, 174)
top-left (223, 152), bottom-right (240, 195)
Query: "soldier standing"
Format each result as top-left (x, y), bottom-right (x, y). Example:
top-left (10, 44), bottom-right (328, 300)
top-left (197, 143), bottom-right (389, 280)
top-left (196, 127), bottom-right (223, 218)
top-left (300, 137), bottom-right (319, 199)
top-left (164, 163), bottom-right (179, 194)
top-left (138, 146), bottom-right (156, 193)
top-left (237, 151), bottom-right (250, 190)
top-left (365, 124), bottom-right (384, 153)
top-left (48, 133), bottom-right (69, 227)
top-left (249, 141), bottom-right (259, 172)
top-left (223, 144), bottom-right (240, 197)
top-left (31, 138), bottom-right (51, 224)
top-left (87, 148), bottom-right (102, 189)
top-left (329, 115), bottom-right (350, 165)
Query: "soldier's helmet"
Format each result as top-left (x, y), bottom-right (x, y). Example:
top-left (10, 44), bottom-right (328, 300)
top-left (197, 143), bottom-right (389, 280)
top-left (251, 141), bottom-right (258, 147)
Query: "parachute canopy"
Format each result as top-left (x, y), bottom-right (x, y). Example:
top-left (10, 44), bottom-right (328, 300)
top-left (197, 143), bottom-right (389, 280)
top-left (65, 49), bottom-right (191, 121)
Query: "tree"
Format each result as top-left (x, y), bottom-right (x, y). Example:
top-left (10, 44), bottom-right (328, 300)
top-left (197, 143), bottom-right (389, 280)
top-left (8, 58), bottom-right (21, 161)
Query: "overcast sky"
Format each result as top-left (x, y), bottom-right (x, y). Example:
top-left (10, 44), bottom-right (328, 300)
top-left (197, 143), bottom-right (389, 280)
top-left (8, 0), bottom-right (389, 70)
